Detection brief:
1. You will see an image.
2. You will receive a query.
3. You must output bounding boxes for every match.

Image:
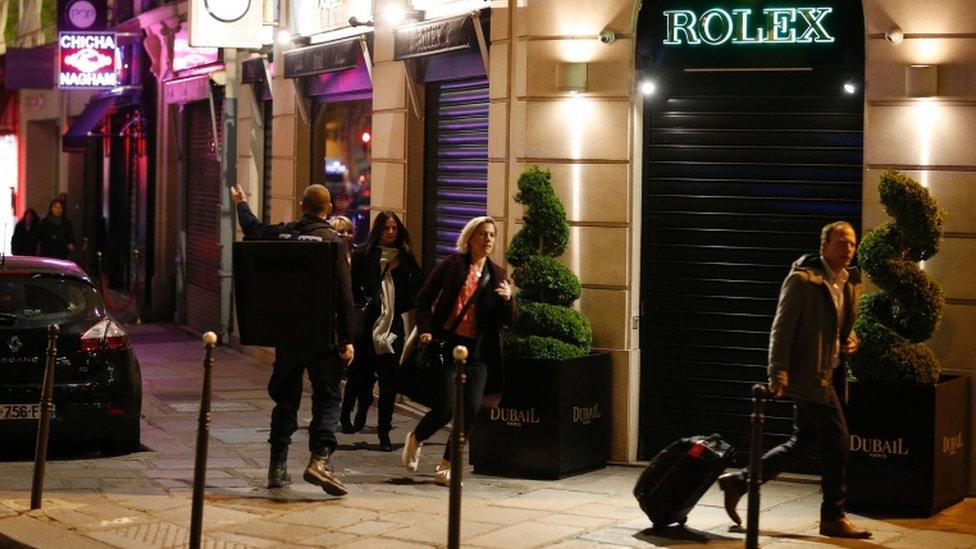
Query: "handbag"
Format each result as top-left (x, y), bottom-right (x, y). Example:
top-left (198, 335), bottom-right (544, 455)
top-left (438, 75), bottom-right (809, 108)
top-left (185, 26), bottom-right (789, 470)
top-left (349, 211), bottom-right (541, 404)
top-left (412, 267), bottom-right (491, 371)
top-left (352, 262), bottom-right (392, 339)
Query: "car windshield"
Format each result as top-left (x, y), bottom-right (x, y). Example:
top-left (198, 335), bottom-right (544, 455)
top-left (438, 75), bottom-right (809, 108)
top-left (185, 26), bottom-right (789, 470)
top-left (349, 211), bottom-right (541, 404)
top-left (0, 276), bottom-right (101, 328)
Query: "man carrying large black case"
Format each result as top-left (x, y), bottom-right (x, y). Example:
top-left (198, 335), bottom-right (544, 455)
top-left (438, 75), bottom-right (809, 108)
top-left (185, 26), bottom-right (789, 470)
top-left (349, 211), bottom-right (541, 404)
top-left (231, 183), bottom-right (354, 496)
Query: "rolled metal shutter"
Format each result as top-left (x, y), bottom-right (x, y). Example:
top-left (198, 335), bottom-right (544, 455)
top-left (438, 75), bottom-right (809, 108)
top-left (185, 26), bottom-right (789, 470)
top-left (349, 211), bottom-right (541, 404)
top-left (639, 68), bottom-right (863, 461)
top-left (183, 98), bottom-right (222, 335)
top-left (423, 77), bottom-right (489, 270)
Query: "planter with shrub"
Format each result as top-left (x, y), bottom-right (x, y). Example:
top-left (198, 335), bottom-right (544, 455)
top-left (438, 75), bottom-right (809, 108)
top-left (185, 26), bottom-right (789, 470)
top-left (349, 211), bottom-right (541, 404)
top-left (470, 167), bottom-right (611, 479)
top-left (845, 171), bottom-right (969, 516)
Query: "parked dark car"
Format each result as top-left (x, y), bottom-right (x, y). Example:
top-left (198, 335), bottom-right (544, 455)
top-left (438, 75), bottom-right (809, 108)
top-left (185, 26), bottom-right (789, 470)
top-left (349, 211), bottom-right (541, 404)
top-left (0, 256), bottom-right (141, 454)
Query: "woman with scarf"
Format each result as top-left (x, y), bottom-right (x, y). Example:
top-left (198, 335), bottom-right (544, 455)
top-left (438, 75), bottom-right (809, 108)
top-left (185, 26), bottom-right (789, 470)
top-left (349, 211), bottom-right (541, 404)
top-left (35, 199), bottom-right (76, 260)
top-left (340, 211), bottom-right (423, 451)
top-left (11, 208), bottom-right (39, 256)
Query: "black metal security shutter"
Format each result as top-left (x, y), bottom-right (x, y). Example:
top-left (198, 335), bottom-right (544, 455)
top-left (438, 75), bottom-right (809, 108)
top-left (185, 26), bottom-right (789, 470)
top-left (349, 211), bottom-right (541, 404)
top-left (639, 68), bottom-right (863, 461)
top-left (183, 98), bottom-right (222, 335)
top-left (422, 77), bottom-right (488, 271)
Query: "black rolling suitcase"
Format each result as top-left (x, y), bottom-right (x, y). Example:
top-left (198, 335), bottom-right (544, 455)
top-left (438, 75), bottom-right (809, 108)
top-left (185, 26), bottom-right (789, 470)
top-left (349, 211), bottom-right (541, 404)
top-left (633, 433), bottom-right (734, 530)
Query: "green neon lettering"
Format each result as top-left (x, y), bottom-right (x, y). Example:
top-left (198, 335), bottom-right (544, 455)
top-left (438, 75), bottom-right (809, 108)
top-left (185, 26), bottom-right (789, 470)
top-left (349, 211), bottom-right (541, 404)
top-left (797, 7), bottom-right (835, 43)
top-left (730, 9), bottom-right (763, 43)
top-left (663, 10), bottom-right (700, 44)
top-left (763, 8), bottom-right (797, 42)
top-left (700, 8), bottom-right (734, 45)
top-left (663, 6), bottom-right (834, 46)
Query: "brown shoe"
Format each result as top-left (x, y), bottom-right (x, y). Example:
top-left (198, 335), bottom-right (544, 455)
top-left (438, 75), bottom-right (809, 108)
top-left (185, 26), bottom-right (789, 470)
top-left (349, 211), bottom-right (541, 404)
top-left (717, 473), bottom-right (745, 526)
top-left (819, 517), bottom-right (872, 539)
top-left (303, 453), bottom-right (348, 496)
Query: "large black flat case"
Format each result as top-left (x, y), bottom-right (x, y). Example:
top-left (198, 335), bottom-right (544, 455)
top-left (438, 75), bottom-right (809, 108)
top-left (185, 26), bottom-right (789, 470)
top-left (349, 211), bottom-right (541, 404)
top-left (633, 433), bottom-right (733, 530)
top-left (233, 240), bottom-right (338, 348)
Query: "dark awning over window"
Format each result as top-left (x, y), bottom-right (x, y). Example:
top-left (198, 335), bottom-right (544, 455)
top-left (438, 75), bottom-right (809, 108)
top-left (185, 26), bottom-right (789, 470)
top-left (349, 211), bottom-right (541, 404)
top-left (283, 35), bottom-right (370, 79)
top-left (394, 10), bottom-right (488, 61)
top-left (62, 88), bottom-right (137, 150)
top-left (242, 56), bottom-right (273, 101)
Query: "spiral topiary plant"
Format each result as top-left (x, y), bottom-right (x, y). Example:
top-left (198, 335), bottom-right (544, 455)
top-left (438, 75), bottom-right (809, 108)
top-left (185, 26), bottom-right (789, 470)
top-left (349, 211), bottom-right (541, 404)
top-left (505, 167), bottom-right (593, 359)
top-left (850, 171), bottom-right (947, 384)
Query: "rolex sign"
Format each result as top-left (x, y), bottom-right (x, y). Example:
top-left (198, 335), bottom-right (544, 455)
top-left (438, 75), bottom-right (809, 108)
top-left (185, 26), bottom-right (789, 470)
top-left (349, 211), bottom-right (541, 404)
top-left (189, 0), bottom-right (263, 48)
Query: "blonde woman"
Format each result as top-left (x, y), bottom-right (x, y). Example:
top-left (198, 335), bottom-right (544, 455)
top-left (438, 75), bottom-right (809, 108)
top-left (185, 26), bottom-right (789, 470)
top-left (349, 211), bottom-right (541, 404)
top-left (401, 216), bottom-right (516, 486)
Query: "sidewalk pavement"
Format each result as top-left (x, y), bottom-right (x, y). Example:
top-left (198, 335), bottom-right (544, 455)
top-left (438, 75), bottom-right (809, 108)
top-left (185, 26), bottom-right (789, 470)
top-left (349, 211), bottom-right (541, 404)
top-left (0, 323), bottom-right (974, 548)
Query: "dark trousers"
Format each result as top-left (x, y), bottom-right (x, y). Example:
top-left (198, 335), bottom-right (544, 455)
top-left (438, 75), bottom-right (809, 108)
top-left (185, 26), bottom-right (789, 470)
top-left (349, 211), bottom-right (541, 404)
top-left (268, 347), bottom-right (344, 456)
top-left (341, 350), bottom-right (399, 433)
top-left (413, 336), bottom-right (488, 461)
top-left (734, 386), bottom-right (849, 520)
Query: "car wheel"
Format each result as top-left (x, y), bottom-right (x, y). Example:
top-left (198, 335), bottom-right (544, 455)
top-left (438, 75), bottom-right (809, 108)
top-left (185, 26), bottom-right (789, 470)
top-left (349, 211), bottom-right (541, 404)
top-left (102, 427), bottom-right (141, 456)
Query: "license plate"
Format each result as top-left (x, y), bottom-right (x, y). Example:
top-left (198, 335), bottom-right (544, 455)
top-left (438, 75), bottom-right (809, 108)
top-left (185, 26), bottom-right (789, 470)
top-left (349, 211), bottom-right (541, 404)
top-left (0, 403), bottom-right (43, 420)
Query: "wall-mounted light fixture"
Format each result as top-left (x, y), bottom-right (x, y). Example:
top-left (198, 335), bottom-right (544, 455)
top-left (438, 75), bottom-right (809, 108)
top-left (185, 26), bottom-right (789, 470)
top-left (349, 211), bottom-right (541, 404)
top-left (906, 64), bottom-right (939, 98)
top-left (556, 62), bottom-right (588, 95)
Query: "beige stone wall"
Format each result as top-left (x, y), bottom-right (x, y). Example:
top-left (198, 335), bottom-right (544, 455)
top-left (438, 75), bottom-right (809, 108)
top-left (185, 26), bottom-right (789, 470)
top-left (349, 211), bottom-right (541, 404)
top-left (498, 1), bottom-right (642, 462)
top-left (862, 0), bottom-right (976, 493)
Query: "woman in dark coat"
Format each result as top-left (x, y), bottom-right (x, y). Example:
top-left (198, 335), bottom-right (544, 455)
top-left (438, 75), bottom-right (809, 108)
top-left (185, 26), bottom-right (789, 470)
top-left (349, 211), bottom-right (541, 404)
top-left (401, 216), bottom-right (516, 486)
top-left (35, 199), bottom-right (76, 259)
top-left (11, 208), bottom-right (39, 255)
top-left (341, 211), bottom-right (423, 451)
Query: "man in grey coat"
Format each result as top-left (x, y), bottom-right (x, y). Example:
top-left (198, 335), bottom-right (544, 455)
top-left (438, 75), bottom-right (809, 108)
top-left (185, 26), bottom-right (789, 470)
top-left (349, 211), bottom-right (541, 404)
top-left (718, 221), bottom-right (872, 539)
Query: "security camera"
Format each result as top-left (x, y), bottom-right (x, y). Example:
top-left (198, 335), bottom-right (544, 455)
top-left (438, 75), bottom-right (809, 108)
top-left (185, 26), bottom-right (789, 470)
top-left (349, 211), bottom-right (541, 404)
top-left (599, 29), bottom-right (616, 45)
top-left (885, 26), bottom-right (904, 45)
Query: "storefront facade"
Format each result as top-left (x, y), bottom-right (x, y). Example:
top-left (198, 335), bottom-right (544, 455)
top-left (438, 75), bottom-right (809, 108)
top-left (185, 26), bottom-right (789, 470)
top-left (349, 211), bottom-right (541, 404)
top-left (133, 0), bottom-right (976, 491)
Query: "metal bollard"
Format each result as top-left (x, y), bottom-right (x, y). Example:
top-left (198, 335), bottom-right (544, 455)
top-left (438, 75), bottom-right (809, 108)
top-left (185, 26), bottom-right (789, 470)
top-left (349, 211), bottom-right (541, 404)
top-left (132, 247), bottom-right (142, 325)
top-left (190, 332), bottom-right (218, 549)
top-left (30, 324), bottom-right (60, 510)
top-left (447, 345), bottom-right (468, 549)
top-left (745, 383), bottom-right (768, 549)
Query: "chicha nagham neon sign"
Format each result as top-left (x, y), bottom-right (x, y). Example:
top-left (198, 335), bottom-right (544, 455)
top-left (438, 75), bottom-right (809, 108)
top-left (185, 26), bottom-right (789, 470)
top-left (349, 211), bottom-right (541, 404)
top-left (663, 7), bottom-right (834, 46)
top-left (58, 31), bottom-right (122, 88)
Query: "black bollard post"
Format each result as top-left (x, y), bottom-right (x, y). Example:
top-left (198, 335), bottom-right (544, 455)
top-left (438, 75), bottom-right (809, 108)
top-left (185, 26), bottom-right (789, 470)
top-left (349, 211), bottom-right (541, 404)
top-left (745, 383), bottom-right (768, 548)
top-left (189, 332), bottom-right (218, 549)
top-left (447, 345), bottom-right (468, 549)
top-left (30, 324), bottom-right (60, 510)
top-left (133, 247), bottom-right (142, 325)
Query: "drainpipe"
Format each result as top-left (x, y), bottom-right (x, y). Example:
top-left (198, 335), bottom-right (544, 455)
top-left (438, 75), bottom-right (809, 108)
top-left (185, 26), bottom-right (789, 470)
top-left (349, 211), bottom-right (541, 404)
top-left (219, 48), bottom-right (238, 345)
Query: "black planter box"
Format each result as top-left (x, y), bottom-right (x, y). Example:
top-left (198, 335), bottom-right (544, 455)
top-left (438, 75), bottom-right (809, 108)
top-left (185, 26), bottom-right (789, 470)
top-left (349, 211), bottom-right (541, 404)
top-left (470, 351), bottom-right (612, 479)
top-left (846, 374), bottom-right (971, 516)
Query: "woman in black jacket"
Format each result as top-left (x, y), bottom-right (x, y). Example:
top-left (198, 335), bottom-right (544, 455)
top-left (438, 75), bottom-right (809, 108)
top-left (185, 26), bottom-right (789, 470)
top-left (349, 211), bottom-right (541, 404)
top-left (401, 216), bottom-right (516, 486)
top-left (35, 199), bottom-right (76, 259)
top-left (11, 208), bottom-right (39, 255)
top-left (341, 211), bottom-right (423, 451)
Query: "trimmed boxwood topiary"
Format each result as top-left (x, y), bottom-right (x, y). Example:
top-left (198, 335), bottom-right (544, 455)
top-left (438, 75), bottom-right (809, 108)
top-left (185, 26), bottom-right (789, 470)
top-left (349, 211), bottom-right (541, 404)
top-left (505, 167), bottom-right (592, 359)
top-left (850, 171), bottom-right (946, 384)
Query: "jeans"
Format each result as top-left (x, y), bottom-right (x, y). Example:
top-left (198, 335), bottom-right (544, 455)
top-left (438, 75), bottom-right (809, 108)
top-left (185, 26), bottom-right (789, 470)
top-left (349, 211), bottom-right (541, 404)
top-left (734, 386), bottom-right (849, 520)
top-left (341, 351), bottom-right (399, 433)
top-left (413, 335), bottom-right (488, 461)
top-left (268, 347), bottom-right (344, 455)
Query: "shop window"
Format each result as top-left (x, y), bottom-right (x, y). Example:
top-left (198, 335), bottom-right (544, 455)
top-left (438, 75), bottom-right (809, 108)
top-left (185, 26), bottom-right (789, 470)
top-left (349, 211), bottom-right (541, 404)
top-left (311, 99), bottom-right (372, 244)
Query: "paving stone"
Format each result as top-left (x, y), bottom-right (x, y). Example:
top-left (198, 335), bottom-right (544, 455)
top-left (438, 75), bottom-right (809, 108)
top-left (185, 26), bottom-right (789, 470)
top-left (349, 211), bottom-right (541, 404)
top-left (152, 503), bottom-right (261, 530)
top-left (0, 514), bottom-right (114, 548)
top-left (548, 540), bottom-right (635, 549)
top-left (294, 531), bottom-right (360, 546)
top-left (379, 509), bottom-right (441, 525)
top-left (205, 530), bottom-right (280, 547)
top-left (536, 512), bottom-right (617, 530)
top-left (562, 502), bottom-right (647, 521)
top-left (337, 519), bottom-right (401, 536)
top-left (342, 493), bottom-right (439, 514)
top-left (223, 519), bottom-right (323, 542)
top-left (277, 504), bottom-right (377, 530)
top-left (464, 521), bottom-right (584, 548)
top-left (336, 536), bottom-right (433, 548)
top-left (386, 517), bottom-right (500, 544)
top-left (492, 488), bottom-right (605, 512)
top-left (459, 504), bottom-right (550, 525)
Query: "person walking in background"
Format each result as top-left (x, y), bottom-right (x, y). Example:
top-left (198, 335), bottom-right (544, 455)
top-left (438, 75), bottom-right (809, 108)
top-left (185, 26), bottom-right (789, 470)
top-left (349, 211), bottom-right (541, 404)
top-left (718, 221), bottom-right (871, 539)
top-left (11, 208), bottom-right (39, 256)
top-left (230, 183), bottom-right (355, 496)
top-left (35, 199), bottom-right (76, 259)
top-left (340, 211), bottom-right (423, 452)
top-left (401, 216), bottom-right (515, 486)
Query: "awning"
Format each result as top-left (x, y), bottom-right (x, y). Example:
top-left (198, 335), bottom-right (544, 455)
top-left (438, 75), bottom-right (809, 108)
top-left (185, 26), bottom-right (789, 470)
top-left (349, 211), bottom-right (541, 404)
top-left (61, 87), bottom-right (137, 150)
top-left (242, 56), bottom-right (272, 101)
top-left (283, 34), bottom-right (372, 79)
top-left (393, 10), bottom-right (489, 62)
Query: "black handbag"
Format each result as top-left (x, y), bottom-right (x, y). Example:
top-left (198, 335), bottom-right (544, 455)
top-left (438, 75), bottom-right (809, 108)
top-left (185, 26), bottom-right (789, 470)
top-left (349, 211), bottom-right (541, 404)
top-left (353, 262), bottom-right (392, 339)
top-left (412, 267), bottom-right (491, 371)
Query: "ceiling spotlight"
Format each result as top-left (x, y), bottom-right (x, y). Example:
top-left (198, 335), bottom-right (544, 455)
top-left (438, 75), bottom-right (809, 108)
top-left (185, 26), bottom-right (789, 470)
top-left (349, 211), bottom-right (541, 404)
top-left (843, 82), bottom-right (857, 95)
top-left (383, 6), bottom-right (406, 25)
top-left (640, 80), bottom-right (657, 96)
top-left (276, 29), bottom-right (292, 46)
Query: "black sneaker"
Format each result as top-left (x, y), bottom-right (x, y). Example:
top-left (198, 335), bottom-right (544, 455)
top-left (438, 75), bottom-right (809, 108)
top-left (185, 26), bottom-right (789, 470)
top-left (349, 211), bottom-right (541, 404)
top-left (303, 453), bottom-right (348, 496)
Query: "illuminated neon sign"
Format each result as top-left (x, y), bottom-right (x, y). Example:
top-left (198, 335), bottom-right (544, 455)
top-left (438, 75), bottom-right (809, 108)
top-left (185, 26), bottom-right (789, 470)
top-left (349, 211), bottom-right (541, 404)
top-left (663, 7), bottom-right (834, 46)
top-left (58, 31), bottom-right (122, 88)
